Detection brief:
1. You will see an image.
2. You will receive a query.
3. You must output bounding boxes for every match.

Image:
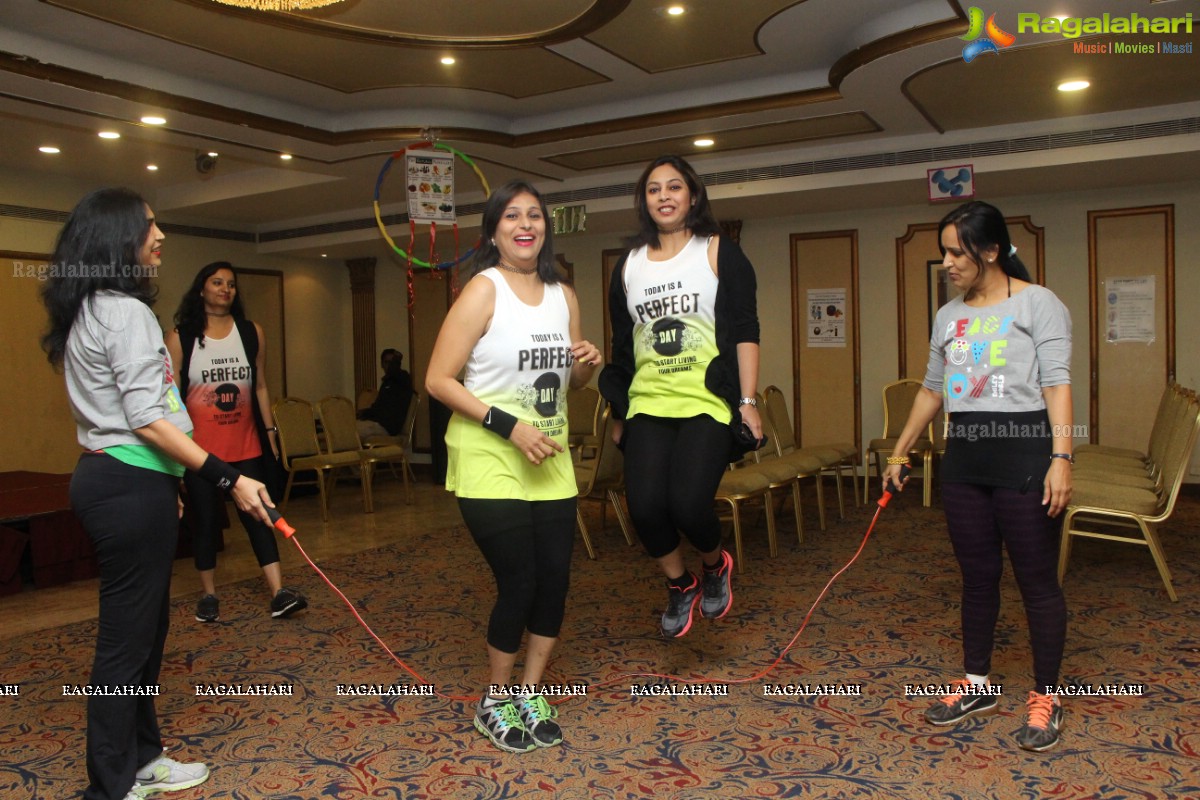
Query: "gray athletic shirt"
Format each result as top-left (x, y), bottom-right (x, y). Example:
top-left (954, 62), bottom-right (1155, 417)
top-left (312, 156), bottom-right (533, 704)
top-left (923, 284), bottom-right (1071, 412)
top-left (64, 291), bottom-right (193, 450)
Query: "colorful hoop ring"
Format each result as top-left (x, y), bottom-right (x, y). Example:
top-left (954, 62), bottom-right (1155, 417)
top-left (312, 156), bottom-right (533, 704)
top-left (373, 142), bottom-right (490, 270)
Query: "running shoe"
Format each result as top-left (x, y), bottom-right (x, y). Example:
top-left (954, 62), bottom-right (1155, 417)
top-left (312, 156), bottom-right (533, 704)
top-left (135, 754), bottom-right (210, 793)
top-left (270, 587), bottom-right (308, 618)
top-left (924, 679), bottom-right (999, 725)
top-left (195, 594), bottom-right (219, 623)
top-left (1016, 691), bottom-right (1063, 752)
top-left (473, 696), bottom-right (536, 753)
top-left (699, 550), bottom-right (734, 619)
top-left (661, 573), bottom-right (701, 638)
top-left (516, 693), bottom-right (563, 747)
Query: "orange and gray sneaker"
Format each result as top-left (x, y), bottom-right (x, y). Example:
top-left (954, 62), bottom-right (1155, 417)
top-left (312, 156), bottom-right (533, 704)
top-left (660, 573), bottom-right (701, 638)
top-left (1016, 691), bottom-right (1063, 752)
top-left (924, 679), bottom-right (999, 725)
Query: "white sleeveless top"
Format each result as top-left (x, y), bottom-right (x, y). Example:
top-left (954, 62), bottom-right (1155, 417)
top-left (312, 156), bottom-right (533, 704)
top-left (445, 269), bottom-right (576, 499)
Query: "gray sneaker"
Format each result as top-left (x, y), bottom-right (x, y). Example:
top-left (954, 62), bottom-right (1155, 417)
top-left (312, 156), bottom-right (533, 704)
top-left (270, 587), bottom-right (308, 618)
top-left (699, 550), bottom-right (733, 619)
top-left (473, 696), bottom-right (536, 753)
top-left (135, 755), bottom-right (210, 793)
top-left (661, 573), bottom-right (700, 638)
top-left (1016, 691), bottom-right (1063, 751)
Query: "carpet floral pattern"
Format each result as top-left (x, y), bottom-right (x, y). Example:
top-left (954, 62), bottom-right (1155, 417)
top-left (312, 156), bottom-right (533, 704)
top-left (1, 493), bottom-right (1198, 799)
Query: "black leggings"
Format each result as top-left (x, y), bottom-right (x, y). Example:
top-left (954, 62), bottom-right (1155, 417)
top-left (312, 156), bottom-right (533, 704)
top-left (942, 482), bottom-right (1068, 690)
top-left (70, 453), bottom-right (179, 800)
top-left (458, 497), bottom-right (576, 654)
top-left (622, 414), bottom-right (731, 559)
top-left (184, 456), bottom-right (279, 572)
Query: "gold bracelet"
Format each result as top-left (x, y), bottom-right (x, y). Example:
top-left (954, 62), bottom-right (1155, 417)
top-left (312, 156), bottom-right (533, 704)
top-left (885, 456), bottom-right (910, 465)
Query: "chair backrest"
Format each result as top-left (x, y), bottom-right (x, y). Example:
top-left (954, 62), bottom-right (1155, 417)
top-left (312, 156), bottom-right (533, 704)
top-left (762, 386), bottom-right (797, 454)
top-left (881, 379), bottom-right (926, 438)
top-left (1153, 389), bottom-right (1200, 513)
top-left (585, 405), bottom-right (625, 494)
top-left (356, 388), bottom-right (377, 411)
top-left (398, 392), bottom-right (421, 447)
top-left (317, 395), bottom-right (363, 454)
top-left (567, 386), bottom-right (601, 438)
top-left (273, 397), bottom-right (323, 463)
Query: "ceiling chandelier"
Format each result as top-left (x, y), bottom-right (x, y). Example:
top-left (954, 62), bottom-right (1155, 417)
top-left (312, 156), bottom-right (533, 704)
top-left (209, 0), bottom-right (344, 10)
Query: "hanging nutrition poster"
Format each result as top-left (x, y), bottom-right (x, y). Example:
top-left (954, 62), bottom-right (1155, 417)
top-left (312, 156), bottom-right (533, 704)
top-left (406, 150), bottom-right (456, 222)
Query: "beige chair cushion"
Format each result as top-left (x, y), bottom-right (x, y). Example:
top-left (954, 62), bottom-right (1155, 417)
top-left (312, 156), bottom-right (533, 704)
top-left (1071, 478), bottom-right (1162, 516)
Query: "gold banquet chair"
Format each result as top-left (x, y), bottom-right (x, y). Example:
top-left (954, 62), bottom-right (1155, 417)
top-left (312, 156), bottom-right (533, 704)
top-left (566, 385), bottom-right (602, 463)
top-left (273, 397), bottom-right (369, 521)
top-left (1058, 388), bottom-right (1200, 602)
top-left (574, 405), bottom-right (634, 559)
top-left (863, 379), bottom-right (934, 507)
top-left (361, 392), bottom-right (421, 503)
top-left (715, 464), bottom-right (777, 574)
top-left (319, 395), bottom-right (417, 510)
top-left (758, 387), bottom-right (834, 529)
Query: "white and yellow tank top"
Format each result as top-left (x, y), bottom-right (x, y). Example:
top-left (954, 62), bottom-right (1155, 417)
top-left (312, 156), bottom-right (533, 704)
top-left (445, 269), bottom-right (577, 500)
top-left (624, 235), bottom-right (729, 423)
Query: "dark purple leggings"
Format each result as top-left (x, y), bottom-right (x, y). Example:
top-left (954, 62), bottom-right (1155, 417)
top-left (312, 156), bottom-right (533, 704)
top-left (941, 481), bottom-right (1067, 690)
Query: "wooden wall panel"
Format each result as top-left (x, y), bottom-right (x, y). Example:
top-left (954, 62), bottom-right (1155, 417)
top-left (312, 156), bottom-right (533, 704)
top-left (790, 231), bottom-right (861, 454)
top-left (1088, 205), bottom-right (1174, 450)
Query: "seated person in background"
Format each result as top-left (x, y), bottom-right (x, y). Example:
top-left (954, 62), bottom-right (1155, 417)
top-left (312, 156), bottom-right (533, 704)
top-left (358, 348), bottom-right (414, 438)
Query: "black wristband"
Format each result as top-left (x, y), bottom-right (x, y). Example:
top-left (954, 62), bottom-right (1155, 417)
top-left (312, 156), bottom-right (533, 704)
top-left (481, 406), bottom-right (518, 440)
top-left (198, 453), bottom-right (241, 493)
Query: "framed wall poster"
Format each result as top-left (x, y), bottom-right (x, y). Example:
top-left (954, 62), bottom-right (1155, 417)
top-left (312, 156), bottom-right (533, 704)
top-left (928, 259), bottom-right (951, 332)
top-left (927, 164), bottom-right (975, 202)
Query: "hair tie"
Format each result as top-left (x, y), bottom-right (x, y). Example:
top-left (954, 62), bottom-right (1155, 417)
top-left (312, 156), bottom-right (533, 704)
top-left (1009, 244), bottom-right (1018, 257)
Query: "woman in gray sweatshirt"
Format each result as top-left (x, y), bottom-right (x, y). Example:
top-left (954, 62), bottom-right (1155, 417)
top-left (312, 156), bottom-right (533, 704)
top-left (41, 187), bottom-right (275, 800)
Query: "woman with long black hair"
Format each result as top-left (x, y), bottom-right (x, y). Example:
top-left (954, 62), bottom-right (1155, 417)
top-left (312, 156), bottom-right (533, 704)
top-left (166, 262), bottom-right (307, 623)
top-left (42, 188), bottom-right (273, 799)
top-left (884, 200), bottom-right (1072, 752)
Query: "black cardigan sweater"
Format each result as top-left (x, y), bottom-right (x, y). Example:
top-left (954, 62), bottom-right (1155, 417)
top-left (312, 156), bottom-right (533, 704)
top-left (598, 235), bottom-right (760, 458)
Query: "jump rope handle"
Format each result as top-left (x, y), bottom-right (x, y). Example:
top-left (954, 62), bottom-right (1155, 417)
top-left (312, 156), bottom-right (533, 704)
top-left (265, 506), bottom-right (296, 538)
top-left (878, 463), bottom-right (913, 509)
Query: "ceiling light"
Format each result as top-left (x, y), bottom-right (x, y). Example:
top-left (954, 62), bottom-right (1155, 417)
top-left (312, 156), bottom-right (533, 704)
top-left (1058, 80), bottom-right (1090, 92)
top-left (440, 56), bottom-right (456, 65)
top-left (146, 164), bottom-right (159, 171)
top-left (207, 151), bottom-right (220, 157)
top-left (98, 131), bottom-right (120, 139)
top-left (39, 146), bottom-right (60, 154)
top-left (141, 115), bottom-right (167, 125)
top-left (667, 5), bottom-right (686, 15)
top-left (693, 138), bottom-right (714, 147)
top-left (280, 153), bottom-right (293, 160)
top-left (208, 0), bottom-right (345, 10)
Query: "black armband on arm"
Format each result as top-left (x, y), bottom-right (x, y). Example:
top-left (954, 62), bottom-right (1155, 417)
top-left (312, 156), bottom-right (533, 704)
top-left (481, 406), bottom-right (518, 440)
top-left (198, 454), bottom-right (241, 493)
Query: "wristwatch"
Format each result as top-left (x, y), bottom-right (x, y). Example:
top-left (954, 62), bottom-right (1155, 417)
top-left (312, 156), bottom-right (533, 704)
top-left (739, 397), bottom-right (757, 407)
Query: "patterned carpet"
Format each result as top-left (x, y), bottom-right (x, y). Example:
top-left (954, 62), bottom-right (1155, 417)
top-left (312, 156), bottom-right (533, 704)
top-left (2, 486), bottom-right (1198, 800)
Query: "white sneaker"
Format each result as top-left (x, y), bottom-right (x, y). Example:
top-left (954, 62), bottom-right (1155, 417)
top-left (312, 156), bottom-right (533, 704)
top-left (134, 755), bottom-right (210, 793)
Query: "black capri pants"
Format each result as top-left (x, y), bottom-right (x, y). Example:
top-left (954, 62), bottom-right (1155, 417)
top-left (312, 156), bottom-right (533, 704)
top-left (70, 452), bottom-right (179, 800)
top-left (622, 413), bottom-right (732, 559)
top-left (458, 497), bottom-right (576, 653)
top-left (183, 456), bottom-right (280, 571)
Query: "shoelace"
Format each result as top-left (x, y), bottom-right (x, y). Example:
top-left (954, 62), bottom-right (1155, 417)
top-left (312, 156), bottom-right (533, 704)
top-left (523, 695), bottom-right (557, 723)
top-left (1025, 692), bottom-right (1057, 729)
top-left (488, 700), bottom-right (524, 731)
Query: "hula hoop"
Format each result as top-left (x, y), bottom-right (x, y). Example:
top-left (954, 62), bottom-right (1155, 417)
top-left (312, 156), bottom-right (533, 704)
top-left (373, 141), bottom-right (490, 270)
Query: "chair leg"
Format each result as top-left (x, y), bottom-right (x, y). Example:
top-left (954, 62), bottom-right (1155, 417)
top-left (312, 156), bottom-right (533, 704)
top-left (316, 469), bottom-right (330, 522)
top-left (607, 490), bottom-right (635, 546)
top-left (576, 508), bottom-right (596, 560)
top-left (362, 462), bottom-right (375, 514)
top-left (923, 452), bottom-right (933, 508)
top-left (813, 474), bottom-right (827, 531)
top-left (401, 457), bottom-right (412, 505)
top-left (791, 480), bottom-right (805, 546)
top-left (1142, 521), bottom-right (1178, 602)
top-left (764, 490), bottom-right (778, 558)
top-left (863, 452), bottom-right (873, 507)
top-left (281, 473), bottom-right (295, 514)
top-left (1057, 509), bottom-right (1076, 584)
top-left (849, 457), bottom-right (861, 506)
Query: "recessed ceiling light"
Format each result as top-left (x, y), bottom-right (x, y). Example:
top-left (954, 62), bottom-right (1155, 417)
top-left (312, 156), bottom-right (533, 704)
top-left (146, 164), bottom-right (158, 171)
top-left (1058, 80), bottom-right (1090, 92)
top-left (141, 116), bottom-right (167, 125)
top-left (694, 138), bottom-right (714, 147)
top-left (320, 253), bottom-right (328, 258)
top-left (280, 153), bottom-right (293, 161)
top-left (39, 146), bottom-right (60, 154)
top-left (667, 5), bottom-right (686, 15)
top-left (207, 151), bottom-right (219, 158)
top-left (440, 56), bottom-right (456, 65)
top-left (98, 131), bottom-right (120, 139)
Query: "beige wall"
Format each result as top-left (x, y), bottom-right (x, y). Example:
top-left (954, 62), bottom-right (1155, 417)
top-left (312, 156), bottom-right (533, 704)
top-left (4, 175), bottom-right (1199, 479)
